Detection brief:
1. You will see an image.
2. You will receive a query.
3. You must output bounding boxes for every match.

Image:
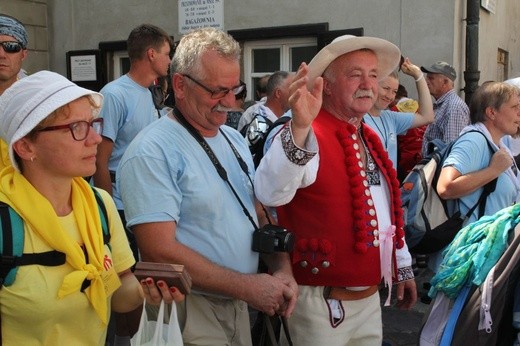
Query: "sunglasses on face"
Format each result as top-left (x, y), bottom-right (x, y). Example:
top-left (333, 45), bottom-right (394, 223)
top-left (0, 41), bottom-right (24, 53)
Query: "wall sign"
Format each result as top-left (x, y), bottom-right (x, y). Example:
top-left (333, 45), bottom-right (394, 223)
top-left (70, 55), bottom-right (97, 82)
top-left (481, 0), bottom-right (496, 13)
top-left (66, 50), bottom-right (103, 91)
top-left (178, 0), bottom-right (224, 34)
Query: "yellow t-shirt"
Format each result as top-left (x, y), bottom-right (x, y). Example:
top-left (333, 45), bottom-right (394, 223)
top-left (0, 189), bottom-right (135, 345)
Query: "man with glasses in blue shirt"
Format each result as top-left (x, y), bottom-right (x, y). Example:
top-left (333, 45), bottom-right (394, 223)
top-left (119, 28), bottom-right (297, 346)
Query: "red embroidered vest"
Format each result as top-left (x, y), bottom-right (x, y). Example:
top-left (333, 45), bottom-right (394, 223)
top-left (277, 109), bottom-right (404, 287)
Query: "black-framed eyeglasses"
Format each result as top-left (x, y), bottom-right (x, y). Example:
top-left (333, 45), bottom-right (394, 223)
top-left (38, 118), bottom-right (103, 141)
top-left (183, 74), bottom-right (245, 99)
top-left (0, 41), bottom-right (23, 54)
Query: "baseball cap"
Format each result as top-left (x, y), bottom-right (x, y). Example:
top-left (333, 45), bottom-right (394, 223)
top-left (420, 61), bottom-right (457, 81)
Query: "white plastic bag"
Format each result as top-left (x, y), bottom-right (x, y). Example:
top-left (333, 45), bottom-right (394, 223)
top-left (130, 300), bottom-right (183, 346)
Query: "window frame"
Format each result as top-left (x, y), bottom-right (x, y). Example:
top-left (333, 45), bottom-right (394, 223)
top-left (243, 37), bottom-right (317, 100)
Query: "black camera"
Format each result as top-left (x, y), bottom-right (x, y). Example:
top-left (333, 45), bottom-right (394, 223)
top-left (252, 224), bottom-right (295, 253)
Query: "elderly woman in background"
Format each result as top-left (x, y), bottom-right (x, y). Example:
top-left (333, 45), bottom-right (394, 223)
top-left (431, 81), bottom-right (520, 270)
top-left (0, 71), bottom-right (182, 345)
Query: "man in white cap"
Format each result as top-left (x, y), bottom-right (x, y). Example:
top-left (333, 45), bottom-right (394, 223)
top-left (255, 35), bottom-right (417, 345)
top-left (420, 61), bottom-right (469, 156)
top-left (0, 13), bottom-right (28, 169)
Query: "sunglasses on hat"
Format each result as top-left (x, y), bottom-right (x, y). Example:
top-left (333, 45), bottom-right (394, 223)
top-left (0, 41), bottom-right (23, 53)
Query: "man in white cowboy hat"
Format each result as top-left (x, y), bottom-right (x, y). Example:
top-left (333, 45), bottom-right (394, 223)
top-left (254, 35), bottom-right (417, 345)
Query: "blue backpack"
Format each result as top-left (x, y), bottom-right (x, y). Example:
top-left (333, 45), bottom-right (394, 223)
top-left (400, 131), bottom-right (497, 254)
top-left (0, 187), bottom-right (110, 287)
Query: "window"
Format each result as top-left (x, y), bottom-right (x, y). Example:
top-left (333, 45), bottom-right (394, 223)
top-left (243, 38), bottom-right (317, 101)
top-left (113, 51), bottom-right (130, 79)
top-left (497, 48), bottom-right (508, 81)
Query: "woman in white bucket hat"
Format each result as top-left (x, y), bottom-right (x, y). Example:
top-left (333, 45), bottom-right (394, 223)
top-left (0, 71), bottom-right (182, 345)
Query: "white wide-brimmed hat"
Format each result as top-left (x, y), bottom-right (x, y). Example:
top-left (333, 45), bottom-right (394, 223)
top-left (0, 70), bottom-right (103, 171)
top-left (307, 35), bottom-right (401, 87)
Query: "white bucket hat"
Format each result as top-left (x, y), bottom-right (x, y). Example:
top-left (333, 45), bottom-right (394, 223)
top-left (307, 35), bottom-right (401, 87)
top-left (0, 70), bottom-right (103, 171)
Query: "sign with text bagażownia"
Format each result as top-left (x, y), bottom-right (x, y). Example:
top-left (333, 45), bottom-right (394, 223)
top-left (178, 0), bottom-right (224, 34)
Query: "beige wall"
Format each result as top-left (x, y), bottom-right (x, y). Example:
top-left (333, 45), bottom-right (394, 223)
top-left (479, 1), bottom-right (520, 81)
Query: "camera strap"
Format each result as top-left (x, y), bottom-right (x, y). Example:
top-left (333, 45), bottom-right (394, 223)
top-left (174, 107), bottom-right (293, 345)
top-left (172, 106), bottom-right (260, 231)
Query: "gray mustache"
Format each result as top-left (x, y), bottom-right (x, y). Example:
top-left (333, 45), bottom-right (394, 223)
top-left (213, 105), bottom-right (242, 112)
top-left (353, 90), bottom-right (375, 99)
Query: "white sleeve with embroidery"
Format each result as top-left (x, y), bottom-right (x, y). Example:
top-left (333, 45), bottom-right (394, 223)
top-left (254, 125), bottom-right (319, 206)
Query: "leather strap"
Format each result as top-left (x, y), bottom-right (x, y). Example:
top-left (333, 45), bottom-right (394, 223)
top-left (326, 285), bottom-right (379, 301)
top-left (109, 170), bottom-right (116, 183)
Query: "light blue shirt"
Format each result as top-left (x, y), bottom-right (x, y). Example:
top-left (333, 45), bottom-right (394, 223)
top-left (443, 131), bottom-right (516, 223)
top-left (363, 110), bottom-right (414, 168)
top-left (99, 74), bottom-right (158, 209)
top-left (118, 116), bottom-right (259, 275)
top-left (430, 131), bottom-right (517, 272)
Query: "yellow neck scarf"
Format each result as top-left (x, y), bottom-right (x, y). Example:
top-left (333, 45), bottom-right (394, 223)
top-left (0, 140), bottom-right (11, 170)
top-left (0, 166), bottom-right (116, 324)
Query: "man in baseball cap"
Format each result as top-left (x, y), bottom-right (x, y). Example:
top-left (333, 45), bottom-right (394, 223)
top-left (421, 61), bottom-right (457, 81)
top-left (419, 60), bottom-right (469, 156)
top-left (254, 35), bottom-right (417, 345)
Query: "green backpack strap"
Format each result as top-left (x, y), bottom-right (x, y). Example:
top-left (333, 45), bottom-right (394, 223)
top-left (0, 202), bottom-right (24, 286)
top-left (91, 187), bottom-right (111, 249)
top-left (0, 203), bottom-right (66, 287)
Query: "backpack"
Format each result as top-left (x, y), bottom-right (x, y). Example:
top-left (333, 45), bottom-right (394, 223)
top-left (251, 115), bottom-right (291, 168)
top-left (400, 131), bottom-right (497, 254)
top-left (240, 113), bottom-right (273, 154)
top-left (0, 187), bottom-right (110, 287)
top-left (450, 224), bottom-right (520, 345)
top-left (419, 204), bottom-right (520, 345)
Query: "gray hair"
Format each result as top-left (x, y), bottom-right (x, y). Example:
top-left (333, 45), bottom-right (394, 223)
top-left (266, 71), bottom-right (291, 96)
top-left (171, 28), bottom-right (240, 78)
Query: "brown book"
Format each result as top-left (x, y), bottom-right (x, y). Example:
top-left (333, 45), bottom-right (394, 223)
top-left (134, 262), bottom-right (192, 295)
